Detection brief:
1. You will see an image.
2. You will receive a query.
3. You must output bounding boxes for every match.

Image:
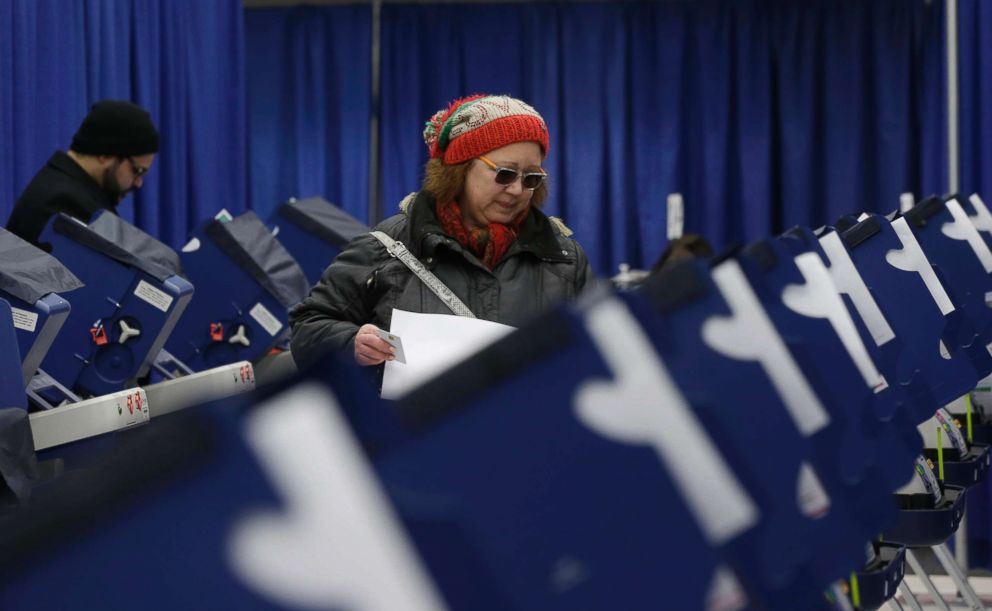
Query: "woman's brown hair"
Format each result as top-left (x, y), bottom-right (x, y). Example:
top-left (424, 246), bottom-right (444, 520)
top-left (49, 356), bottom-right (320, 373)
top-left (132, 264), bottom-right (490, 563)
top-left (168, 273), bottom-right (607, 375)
top-left (422, 158), bottom-right (549, 208)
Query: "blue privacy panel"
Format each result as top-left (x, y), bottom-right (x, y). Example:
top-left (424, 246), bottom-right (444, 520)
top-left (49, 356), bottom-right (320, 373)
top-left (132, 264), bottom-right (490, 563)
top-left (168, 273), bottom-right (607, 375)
top-left (38, 215), bottom-right (192, 397)
top-left (904, 196), bottom-right (992, 378)
top-left (840, 214), bottom-right (981, 405)
top-left (634, 260), bottom-right (874, 605)
top-left (740, 237), bottom-right (919, 490)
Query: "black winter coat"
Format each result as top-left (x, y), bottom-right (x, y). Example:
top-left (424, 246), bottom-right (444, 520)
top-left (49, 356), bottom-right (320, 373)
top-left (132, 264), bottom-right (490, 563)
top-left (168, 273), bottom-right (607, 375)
top-left (6, 151), bottom-right (117, 247)
top-left (289, 191), bottom-right (593, 367)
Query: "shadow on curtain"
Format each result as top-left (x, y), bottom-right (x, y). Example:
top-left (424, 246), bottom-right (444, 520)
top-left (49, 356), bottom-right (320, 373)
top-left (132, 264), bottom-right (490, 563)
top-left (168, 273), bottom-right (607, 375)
top-left (0, 0), bottom-right (246, 250)
top-left (379, 0), bottom-right (945, 275)
top-left (244, 6), bottom-right (371, 224)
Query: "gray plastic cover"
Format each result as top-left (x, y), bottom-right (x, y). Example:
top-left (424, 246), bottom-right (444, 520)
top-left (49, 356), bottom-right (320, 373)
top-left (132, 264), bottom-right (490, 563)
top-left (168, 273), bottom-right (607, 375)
top-left (204, 211), bottom-right (310, 308)
top-left (88, 211), bottom-right (184, 277)
top-left (0, 227), bottom-right (84, 304)
top-left (277, 197), bottom-right (368, 247)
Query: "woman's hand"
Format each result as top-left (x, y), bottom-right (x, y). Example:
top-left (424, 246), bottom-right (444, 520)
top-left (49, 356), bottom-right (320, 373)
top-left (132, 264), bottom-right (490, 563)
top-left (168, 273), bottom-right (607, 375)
top-left (354, 324), bottom-right (396, 366)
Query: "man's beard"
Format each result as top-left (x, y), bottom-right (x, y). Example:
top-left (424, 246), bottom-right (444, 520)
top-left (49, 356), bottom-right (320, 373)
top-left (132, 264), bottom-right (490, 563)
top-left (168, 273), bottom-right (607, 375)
top-left (102, 164), bottom-right (134, 203)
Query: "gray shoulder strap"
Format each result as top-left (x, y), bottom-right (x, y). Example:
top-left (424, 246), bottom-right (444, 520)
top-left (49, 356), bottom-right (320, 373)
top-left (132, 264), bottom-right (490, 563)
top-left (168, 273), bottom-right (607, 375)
top-left (369, 231), bottom-right (476, 318)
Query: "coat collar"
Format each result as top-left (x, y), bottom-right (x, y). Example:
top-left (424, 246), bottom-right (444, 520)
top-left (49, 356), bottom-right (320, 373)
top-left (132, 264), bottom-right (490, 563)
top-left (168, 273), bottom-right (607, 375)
top-left (404, 191), bottom-right (572, 263)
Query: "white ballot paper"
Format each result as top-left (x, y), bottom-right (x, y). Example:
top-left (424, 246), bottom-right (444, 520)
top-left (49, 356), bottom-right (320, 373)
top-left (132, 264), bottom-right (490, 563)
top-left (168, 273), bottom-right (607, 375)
top-left (380, 309), bottom-right (515, 400)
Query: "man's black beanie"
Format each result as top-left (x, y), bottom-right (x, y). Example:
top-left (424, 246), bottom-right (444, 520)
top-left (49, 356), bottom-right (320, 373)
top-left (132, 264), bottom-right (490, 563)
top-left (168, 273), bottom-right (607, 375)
top-left (70, 100), bottom-right (160, 157)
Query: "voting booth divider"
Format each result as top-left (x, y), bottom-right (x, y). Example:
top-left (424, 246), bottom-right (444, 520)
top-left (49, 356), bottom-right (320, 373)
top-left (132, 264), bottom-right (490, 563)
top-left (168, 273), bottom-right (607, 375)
top-left (7, 194), bottom-right (992, 609)
top-left (266, 196), bottom-right (369, 286)
top-left (164, 211), bottom-right (310, 372)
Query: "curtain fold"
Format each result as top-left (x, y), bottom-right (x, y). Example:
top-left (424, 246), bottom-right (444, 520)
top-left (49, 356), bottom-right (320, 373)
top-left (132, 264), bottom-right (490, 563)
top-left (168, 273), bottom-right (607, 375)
top-left (378, 0), bottom-right (944, 275)
top-left (0, 0), bottom-right (246, 250)
top-left (244, 6), bottom-right (371, 224)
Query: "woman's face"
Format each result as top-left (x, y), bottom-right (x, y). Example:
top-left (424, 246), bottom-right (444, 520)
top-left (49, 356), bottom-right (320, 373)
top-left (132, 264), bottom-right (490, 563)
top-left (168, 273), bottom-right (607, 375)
top-left (458, 141), bottom-right (543, 230)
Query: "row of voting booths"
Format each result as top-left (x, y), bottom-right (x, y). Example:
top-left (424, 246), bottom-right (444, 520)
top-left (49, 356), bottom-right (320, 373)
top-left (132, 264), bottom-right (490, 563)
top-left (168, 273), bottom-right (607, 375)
top-left (4, 192), bottom-right (992, 610)
top-left (0, 197), bottom-right (366, 496)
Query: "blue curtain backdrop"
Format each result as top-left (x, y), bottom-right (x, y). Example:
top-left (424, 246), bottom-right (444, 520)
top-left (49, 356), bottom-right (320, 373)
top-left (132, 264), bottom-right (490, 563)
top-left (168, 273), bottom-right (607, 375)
top-left (0, 0), bottom-right (246, 250)
top-left (377, 0), bottom-right (945, 275)
top-left (244, 6), bottom-right (371, 223)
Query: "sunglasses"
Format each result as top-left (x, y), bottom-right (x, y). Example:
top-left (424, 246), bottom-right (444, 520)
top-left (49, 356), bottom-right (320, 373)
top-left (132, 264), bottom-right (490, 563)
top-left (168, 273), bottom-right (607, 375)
top-left (477, 155), bottom-right (547, 190)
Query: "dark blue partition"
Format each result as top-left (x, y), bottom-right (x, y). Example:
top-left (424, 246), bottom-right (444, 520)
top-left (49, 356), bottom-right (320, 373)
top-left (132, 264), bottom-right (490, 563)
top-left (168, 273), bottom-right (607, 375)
top-left (267, 197), bottom-right (368, 286)
top-left (839, 213), bottom-right (980, 405)
top-left (794, 226), bottom-right (939, 425)
top-left (634, 260), bottom-right (869, 607)
top-left (903, 196), bottom-right (992, 378)
top-left (165, 212), bottom-right (309, 371)
top-left (37, 214), bottom-right (193, 398)
top-left (0, 228), bottom-right (82, 387)
top-left (741, 237), bottom-right (920, 491)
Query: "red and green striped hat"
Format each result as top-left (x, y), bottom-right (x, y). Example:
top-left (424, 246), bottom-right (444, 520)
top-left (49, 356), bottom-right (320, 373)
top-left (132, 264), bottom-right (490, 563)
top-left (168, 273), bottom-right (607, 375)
top-left (423, 94), bottom-right (549, 165)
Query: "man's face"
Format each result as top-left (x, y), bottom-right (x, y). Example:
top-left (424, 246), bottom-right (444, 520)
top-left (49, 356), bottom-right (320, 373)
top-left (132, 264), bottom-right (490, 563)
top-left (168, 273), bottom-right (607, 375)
top-left (101, 153), bottom-right (155, 202)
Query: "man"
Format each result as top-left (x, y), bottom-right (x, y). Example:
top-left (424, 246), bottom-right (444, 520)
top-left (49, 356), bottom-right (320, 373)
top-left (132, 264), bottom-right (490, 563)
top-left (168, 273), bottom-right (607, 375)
top-left (6, 100), bottom-right (159, 247)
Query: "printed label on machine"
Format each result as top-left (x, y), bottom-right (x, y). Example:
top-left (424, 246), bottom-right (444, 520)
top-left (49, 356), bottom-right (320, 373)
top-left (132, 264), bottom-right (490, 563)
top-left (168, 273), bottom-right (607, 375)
top-left (250, 303), bottom-right (284, 336)
top-left (11, 307), bottom-right (38, 332)
top-left (134, 280), bottom-right (174, 312)
top-left (914, 456), bottom-right (942, 504)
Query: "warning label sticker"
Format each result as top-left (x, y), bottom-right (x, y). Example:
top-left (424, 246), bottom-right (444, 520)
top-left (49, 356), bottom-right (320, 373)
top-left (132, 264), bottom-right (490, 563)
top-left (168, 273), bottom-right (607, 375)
top-left (134, 280), bottom-right (174, 313)
top-left (250, 302), bottom-right (283, 336)
top-left (11, 307), bottom-right (38, 332)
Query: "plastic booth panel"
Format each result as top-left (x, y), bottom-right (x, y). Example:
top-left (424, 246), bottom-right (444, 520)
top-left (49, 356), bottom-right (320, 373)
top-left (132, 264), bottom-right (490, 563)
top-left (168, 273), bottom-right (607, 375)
top-left (1, 341), bottom-right (720, 611)
top-left (632, 261), bottom-right (876, 608)
top-left (267, 196), bottom-right (368, 285)
top-left (391, 295), bottom-right (748, 611)
top-left (837, 213), bottom-right (981, 406)
top-left (166, 211), bottom-right (309, 371)
top-left (783, 226), bottom-right (939, 426)
top-left (739, 237), bottom-right (921, 491)
top-left (37, 213), bottom-right (193, 398)
top-left (0, 228), bottom-right (82, 387)
top-left (901, 196), bottom-right (992, 378)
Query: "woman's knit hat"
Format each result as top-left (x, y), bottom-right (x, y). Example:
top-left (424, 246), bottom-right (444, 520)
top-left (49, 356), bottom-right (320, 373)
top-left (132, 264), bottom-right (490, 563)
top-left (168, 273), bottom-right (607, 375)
top-left (423, 94), bottom-right (549, 165)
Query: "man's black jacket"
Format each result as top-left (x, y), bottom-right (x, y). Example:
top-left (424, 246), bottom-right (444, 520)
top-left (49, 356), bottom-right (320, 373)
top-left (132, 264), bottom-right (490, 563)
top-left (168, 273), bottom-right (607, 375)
top-left (6, 151), bottom-right (116, 247)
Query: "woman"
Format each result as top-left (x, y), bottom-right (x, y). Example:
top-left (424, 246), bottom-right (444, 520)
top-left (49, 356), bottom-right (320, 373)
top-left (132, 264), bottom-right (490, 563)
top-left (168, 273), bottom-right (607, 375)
top-left (290, 94), bottom-right (593, 368)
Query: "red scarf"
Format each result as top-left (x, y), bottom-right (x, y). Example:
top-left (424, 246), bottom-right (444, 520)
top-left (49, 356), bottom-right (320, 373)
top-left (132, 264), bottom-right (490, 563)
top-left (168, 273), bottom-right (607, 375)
top-left (436, 200), bottom-right (529, 270)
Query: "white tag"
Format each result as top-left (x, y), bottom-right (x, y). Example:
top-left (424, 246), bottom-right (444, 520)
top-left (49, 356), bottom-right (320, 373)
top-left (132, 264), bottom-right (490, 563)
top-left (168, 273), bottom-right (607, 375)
top-left (873, 376), bottom-right (889, 394)
top-left (818, 231), bottom-right (896, 347)
top-left (575, 297), bottom-right (759, 545)
top-left (940, 340), bottom-right (952, 360)
top-left (11, 307), bottom-right (38, 332)
top-left (181, 237), bottom-right (201, 253)
top-left (934, 408), bottom-right (968, 455)
top-left (116, 389), bottom-right (149, 426)
top-left (667, 193), bottom-right (685, 240)
top-left (229, 383), bottom-right (448, 610)
top-left (214, 208), bottom-right (233, 222)
top-left (942, 199), bottom-right (992, 273)
top-left (913, 455), bottom-right (942, 504)
top-left (250, 302), bottom-right (284, 337)
top-left (705, 260), bottom-right (830, 436)
top-left (134, 279), bottom-right (174, 312)
top-left (886, 217), bottom-right (955, 315)
top-left (797, 461), bottom-right (831, 518)
top-left (705, 566), bottom-right (749, 611)
top-left (375, 328), bottom-right (406, 364)
top-left (783, 253), bottom-right (886, 391)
